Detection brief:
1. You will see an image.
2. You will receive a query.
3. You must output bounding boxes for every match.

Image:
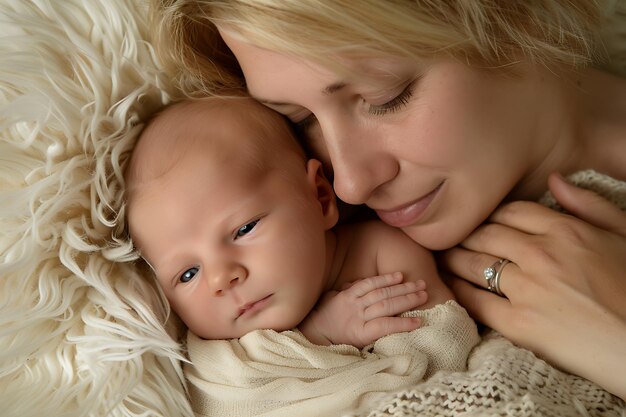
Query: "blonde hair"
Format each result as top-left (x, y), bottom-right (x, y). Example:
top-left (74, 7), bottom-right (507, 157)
top-left (152, 0), bottom-right (606, 96)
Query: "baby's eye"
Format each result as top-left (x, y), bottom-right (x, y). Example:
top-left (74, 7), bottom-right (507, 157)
top-left (180, 267), bottom-right (199, 283)
top-left (235, 220), bottom-right (259, 239)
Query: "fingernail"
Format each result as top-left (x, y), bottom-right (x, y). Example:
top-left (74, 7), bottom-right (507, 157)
top-left (553, 171), bottom-right (572, 185)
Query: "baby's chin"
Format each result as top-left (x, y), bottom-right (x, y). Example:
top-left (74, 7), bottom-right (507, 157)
top-left (191, 315), bottom-right (305, 340)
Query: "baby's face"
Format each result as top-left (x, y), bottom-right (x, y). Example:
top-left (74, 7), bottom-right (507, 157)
top-left (128, 100), bottom-right (333, 339)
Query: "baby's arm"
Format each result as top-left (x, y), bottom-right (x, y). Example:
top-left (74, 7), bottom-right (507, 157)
top-left (298, 272), bottom-right (427, 347)
top-left (371, 221), bottom-right (455, 309)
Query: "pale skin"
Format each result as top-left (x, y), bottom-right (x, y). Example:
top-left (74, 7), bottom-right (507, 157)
top-left (218, 28), bottom-right (626, 399)
top-left (126, 97), bottom-right (453, 348)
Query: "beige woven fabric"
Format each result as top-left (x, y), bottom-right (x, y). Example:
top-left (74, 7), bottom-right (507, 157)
top-left (366, 331), bottom-right (625, 417)
top-left (186, 301), bottom-right (480, 417)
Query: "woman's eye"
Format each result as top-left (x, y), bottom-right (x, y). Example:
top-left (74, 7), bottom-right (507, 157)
top-left (235, 219), bottom-right (259, 239)
top-left (180, 267), bottom-right (199, 283)
top-left (367, 81), bottom-right (416, 116)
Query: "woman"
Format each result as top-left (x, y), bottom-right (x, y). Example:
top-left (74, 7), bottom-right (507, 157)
top-left (152, 0), bottom-right (626, 401)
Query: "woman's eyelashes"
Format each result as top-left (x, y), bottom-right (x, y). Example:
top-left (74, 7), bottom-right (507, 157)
top-left (293, 80), bottom-right (417, 134)
top-left (366, 80), bottom-right (416, 116)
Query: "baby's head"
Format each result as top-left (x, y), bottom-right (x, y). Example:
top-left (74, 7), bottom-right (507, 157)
top-left (125, 96), bottom-right (338, 339)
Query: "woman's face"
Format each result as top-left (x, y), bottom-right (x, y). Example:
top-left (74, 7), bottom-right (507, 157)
top-left (220, 30), bottom-right (546, 250)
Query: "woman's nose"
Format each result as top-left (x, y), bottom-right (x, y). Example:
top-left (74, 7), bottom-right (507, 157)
top-left (322, 121), bottom-right (399, 205)
top-left (207, 262), bottom-right (248, 296)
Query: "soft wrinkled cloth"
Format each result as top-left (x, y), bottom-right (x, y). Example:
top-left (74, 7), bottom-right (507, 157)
top-left (186, 301), bottom-right (479, 417)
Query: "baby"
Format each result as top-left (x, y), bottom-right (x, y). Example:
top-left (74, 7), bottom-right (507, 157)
top-left (124, 95), bottom-right (455, 348)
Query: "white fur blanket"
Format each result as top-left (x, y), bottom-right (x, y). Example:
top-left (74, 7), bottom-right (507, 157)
top-left (1, 1), bottom-right (191, 416)
top-left (1, 1), bottom-right (625, 416)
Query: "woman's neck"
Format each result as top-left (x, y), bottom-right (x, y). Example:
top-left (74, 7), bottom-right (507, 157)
top-left (509, 66), bottom-right (626, 201)
top-left (576, 67), bottom-right (626, 180)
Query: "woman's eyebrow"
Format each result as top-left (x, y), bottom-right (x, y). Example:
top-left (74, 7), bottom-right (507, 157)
top-left (256, 82), bottom-right (348, 106)
top-left (322, 82), bottom-right (346, 95)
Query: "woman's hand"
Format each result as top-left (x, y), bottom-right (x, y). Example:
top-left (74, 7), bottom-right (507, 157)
top-left (442, 173), bottom-right (626, 400)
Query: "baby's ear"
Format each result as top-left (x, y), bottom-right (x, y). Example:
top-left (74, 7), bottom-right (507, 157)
top-left (306, 159), bottom-right (339, 229)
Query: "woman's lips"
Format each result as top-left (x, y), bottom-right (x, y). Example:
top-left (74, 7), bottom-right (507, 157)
top-left (374, 182), bottom-right (443, 228)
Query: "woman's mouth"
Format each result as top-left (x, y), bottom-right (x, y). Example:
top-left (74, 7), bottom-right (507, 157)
top-left (374, 182), bottom-right (443, 228)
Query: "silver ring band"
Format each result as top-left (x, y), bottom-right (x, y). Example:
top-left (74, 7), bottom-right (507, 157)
top-left (483, 258), bottom-right (510, 296)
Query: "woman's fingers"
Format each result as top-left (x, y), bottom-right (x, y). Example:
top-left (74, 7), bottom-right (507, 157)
top-left (488, 174), bottom-right (626, 237)
top-left (456, 221), bottom-right (545, 276)
top-left (489, 200), bottom-right (569, 235)
top-left (441, 247), bottom-right (521, 297)
top-left (447, 276), bottom-right (513, 331)
top-left (442, 181), bottom-right (626, 400)
top-left (547, 172), bottom-right (626, 235)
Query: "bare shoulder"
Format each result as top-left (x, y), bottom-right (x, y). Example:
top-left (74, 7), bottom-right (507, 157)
top-left (338, 219), bottom-right (428, 256)
top-left (338, 219), bottom-right (410, 242)
top-left (342, 220), bottom-right (455, 307)
top-left (335, 220), bottom-right (417, 265)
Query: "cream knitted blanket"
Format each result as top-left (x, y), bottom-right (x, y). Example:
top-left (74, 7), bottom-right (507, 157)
top-left (365, 169), bottom-right (626, 417)
top-left (186, 301), bottom-right (480, 416)
top-left (186, 170), bottom-right (626, 417)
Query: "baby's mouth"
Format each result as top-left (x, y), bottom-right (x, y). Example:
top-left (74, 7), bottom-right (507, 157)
top-left (237, 294), bottom-right (273, 318)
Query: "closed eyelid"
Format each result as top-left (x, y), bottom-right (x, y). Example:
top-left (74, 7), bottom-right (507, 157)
top-left (366, 80), bottom-right (417, 115)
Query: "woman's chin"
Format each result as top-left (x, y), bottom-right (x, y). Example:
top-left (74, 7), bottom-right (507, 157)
top-left (400, 223), bottom-right (466, 251)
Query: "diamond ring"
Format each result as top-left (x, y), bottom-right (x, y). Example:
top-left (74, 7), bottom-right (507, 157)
top-left (483, 258), bottom-right (510, 297)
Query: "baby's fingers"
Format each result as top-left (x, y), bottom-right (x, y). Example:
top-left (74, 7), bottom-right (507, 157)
top-left (361, 280), bottom-right (426, 306)
top-left (363, 289), bottom-right (428, 321)
top-left (349, 272), bottom-right (405, 296)
top-left (362, 316), bottom-right (423, 343)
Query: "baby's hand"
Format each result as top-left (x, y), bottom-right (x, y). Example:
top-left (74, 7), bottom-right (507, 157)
top-left (299, 272), bottom-right (427, 348)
